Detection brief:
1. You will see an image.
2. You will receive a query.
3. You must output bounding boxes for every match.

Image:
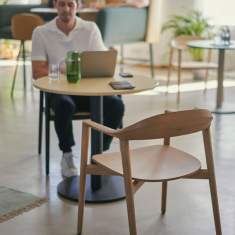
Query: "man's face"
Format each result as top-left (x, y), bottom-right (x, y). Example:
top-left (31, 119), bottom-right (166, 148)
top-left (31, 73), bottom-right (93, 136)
top-left (54, 0), bottom-right (78, 23)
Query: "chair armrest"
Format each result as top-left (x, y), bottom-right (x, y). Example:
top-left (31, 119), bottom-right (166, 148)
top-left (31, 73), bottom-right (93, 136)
top-left (83, 120), bottom-right (118, 137)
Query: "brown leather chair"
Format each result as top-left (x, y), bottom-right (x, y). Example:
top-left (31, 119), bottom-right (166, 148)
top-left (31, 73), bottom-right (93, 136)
top-left (167, 35), bottom-right (218, 104)
top-left (11, 13), bottom-right (44, 97)
top-left (77, 109), bottom-right (222, 235)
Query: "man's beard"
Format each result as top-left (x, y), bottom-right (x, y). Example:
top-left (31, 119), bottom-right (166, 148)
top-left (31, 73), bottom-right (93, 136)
top-left (60, 12), bottom-right (73, 23)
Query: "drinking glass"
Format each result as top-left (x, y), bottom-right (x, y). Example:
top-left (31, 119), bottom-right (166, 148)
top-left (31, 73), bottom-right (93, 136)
top-left (48, 63), bottom-right (59, 80)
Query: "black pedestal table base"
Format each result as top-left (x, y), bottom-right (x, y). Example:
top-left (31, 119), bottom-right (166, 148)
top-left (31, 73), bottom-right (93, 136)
top-left (57, 175), bottom-right (126, 203)
top-left (212, 102), bottom-right (235, 114)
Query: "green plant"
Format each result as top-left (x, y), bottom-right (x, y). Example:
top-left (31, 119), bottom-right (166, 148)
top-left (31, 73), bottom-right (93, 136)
top-left (0, 0), bottom-right (8, 4)
top-left (162, 10), bottom-right (213, 61)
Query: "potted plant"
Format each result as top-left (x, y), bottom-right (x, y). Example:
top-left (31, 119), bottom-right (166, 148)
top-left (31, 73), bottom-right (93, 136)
top-left (162, 10), bottom-right (213, 61)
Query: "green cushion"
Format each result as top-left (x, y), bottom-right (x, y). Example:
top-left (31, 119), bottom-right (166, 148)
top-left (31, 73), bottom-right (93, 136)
top-left (0, 26), bottom-right (12, 39)
top-left (96, 7), bottom-right (148, 46)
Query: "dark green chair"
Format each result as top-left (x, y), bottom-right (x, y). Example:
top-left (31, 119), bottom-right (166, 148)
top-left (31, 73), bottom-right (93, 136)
top-left (96, 7), bottom-right (155, 77)
top-left (38, 92), bottom-right (91, 175)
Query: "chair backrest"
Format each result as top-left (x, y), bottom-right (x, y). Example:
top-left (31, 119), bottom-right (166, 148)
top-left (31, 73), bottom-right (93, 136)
top-left (96, 7), bottom-right (148, 46)
top-left (11, 13), bottom-right (44, 41)
top-left (171, 35), bottom-right (205, 50)
top-left (117, 109), bottom-right (212, 140)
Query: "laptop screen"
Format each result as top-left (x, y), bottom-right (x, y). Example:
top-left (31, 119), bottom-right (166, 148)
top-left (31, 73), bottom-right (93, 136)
top-left (80, 50), bottom-right (117, 78)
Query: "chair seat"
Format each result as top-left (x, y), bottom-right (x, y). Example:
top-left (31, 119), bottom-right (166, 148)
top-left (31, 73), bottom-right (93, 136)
top-left (93, 145), bottom-right (201, 182)
top-left (172, 61), bottom-right (218, 70)
top-left (49, 109), bottom-right (90, 119)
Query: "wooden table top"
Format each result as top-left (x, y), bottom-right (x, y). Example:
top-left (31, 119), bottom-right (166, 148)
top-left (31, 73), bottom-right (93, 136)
top-left (33, 75), bottom-right (157, 96)
top-left (188, 40), bottom-right (235, 50)
top-left (30, 7), bottom-right (98, 14)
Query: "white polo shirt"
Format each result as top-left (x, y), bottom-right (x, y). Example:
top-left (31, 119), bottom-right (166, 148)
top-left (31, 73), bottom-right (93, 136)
top-left (31, 17), bottom-right (106, 64)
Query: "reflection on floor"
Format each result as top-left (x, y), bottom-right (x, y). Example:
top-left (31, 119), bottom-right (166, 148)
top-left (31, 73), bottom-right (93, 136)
top-left (0, 62), bottom-right (235, 235)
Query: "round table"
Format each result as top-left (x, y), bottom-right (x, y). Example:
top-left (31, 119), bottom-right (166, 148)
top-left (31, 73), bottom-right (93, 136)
top-left (187, 40), bottom-right (235, 114)
top-left (33, 75), bottom-right (157, 203)
top-left (30, 7), bottom-right (98, 14)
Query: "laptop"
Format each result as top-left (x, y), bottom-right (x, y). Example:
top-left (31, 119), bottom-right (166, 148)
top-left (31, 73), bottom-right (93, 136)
top-left (80, 50), bottom-right (117, 78)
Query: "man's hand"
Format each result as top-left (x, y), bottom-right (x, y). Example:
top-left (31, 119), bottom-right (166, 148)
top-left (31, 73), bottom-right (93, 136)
top-left (59, 62), bottom-right (66, 74)
top-left (32, 61), bottom-right (48, 80)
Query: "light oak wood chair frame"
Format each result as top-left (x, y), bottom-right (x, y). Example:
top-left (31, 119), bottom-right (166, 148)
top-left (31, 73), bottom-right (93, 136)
top-left (77, 109), bottom-right (222, 235)
top-left (166, 35), bottom-right (218, 104)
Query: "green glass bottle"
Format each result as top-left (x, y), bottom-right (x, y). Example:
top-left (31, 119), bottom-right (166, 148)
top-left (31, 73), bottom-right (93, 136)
top-left (66, 51), bottom-right (81, 83)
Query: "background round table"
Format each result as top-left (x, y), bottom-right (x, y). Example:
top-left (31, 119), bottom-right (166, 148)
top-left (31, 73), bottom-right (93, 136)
top-left (187, 40), bottom-right (235, 114)
top-left (30, 7), bottom-right (98, 22)
top-left (33, 75), bottom-right (157, 203)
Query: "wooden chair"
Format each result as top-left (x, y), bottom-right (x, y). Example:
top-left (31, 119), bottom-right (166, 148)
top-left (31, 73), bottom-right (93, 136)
top-left (166, 35), bottom-right (218, 104)
top-left (77, 109), bottom-right (222, 235)
top-left (38, 92), bottom-right (90, 175)
top-left (11, 13), bottom-right (44, 97)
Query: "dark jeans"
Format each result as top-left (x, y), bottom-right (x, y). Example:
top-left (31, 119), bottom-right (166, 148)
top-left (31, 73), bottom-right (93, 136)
top-left (49, 94), bottom-right (125, 153)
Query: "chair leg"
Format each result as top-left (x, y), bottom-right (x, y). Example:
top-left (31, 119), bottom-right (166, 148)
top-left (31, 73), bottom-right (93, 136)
top-left (38, 91), bottom-right (44, 155)
top-left (203, 129), bottom-right (222, 235)
top-left (166, 48), bottom-right (173, 94)
top-left (120, 44), bottom-right (124, 73)
top-left (161, 181), bottom-right (167, 214)
top-left (124, 177), bottom-right (137, 235)
top-left (116, 94), bottom-right (123, 128)
top-left (149, 43), bottom-right (155, 78)
top-left (77, 123), bottom-right (90, 235)
top-left (204, 49), bottom-right (212, 94)
top-left (22, 40), bottom-right (26, 90)
top-left (11, 41), bottom-right (22, 97)
top-left (120, 140), bottom-right (137, 235)
top-left (177, 68), bottom-right (181, 104)
top-left (45, 93), bottom-right (50, 175)
top-left (204, 69), bottom-right (209, 93)
top-left (166, 66), bottom-right (172, 94)
top-left (177, 50), bottom-right (182, 104)
top-left (208, 173), bottom-right (222, 235)
top-left (77, 171), bottom-right (87, 235)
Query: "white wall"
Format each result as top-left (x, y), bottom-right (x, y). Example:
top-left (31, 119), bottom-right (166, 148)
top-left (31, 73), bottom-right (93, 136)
top-left (197, 0), bottom-right (235, 25)
top-left (124, 0), bottom-right (235, 71)
top-left (196, 0), bottom-right (235, 71)
top-left (124, 0), bottom-right (198, 66)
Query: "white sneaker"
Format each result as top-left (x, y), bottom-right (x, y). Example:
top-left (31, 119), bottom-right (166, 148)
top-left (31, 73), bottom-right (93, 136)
top-left (61, 152), bottom-right (78, 178)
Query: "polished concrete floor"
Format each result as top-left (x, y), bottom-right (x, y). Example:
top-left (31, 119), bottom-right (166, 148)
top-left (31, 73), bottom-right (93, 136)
top-left (0, 62), bottom-right (235, 235)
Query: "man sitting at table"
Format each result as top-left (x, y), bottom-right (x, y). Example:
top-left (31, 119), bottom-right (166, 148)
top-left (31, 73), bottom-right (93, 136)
top-left (84, 0), bottom-right (149, 9)
top-left (31, 0), bottom-right (124, 178)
